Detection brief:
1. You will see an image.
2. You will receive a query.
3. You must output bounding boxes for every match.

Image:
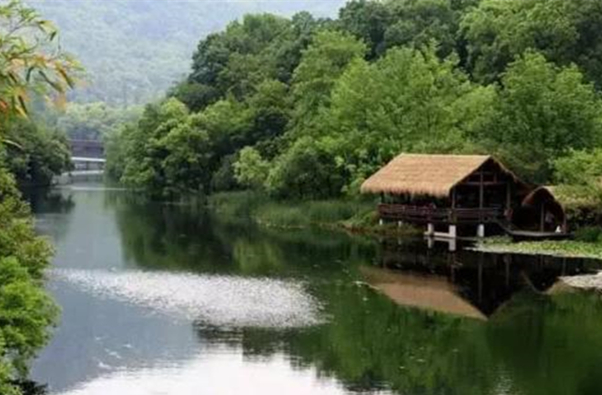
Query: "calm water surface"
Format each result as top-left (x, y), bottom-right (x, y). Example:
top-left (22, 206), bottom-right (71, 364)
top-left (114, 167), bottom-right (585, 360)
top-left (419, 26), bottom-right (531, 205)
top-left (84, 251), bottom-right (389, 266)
top-left (29, 184), bottom-right (602, 395)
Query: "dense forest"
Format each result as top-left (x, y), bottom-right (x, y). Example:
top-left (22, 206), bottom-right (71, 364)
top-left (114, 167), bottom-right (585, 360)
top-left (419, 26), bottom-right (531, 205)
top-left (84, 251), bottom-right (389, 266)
top-left (105, 0), bottom-right (602, 223)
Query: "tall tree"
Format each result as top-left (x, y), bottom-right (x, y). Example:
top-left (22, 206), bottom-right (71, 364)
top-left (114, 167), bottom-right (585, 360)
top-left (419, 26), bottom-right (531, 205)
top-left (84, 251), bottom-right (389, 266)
top-left (289, 30), bottom-right (367, 137)
top-left (477, 52), bottom-right (602, 182)
top-left (461, 0), bottom-right (602, 87)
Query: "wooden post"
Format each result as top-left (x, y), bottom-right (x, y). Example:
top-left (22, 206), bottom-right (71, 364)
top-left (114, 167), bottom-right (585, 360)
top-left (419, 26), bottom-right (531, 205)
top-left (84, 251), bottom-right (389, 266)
top-left (479, 171), bottom-right (484, 209)
top-left (478, 253), bottom-right (484, 303)
top-left (540, 202), bottom-right (545, 232)
top-left (506, 181), bottom-right (511, 211)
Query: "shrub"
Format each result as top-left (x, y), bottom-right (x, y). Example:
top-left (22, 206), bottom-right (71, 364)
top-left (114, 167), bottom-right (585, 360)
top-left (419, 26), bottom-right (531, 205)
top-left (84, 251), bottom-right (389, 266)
top-left (266, 138), bottom-right (345, 199)
top-left (233, 147), bottom-right (269, 190)
top-left (574, 226), bottom-right (602, 243)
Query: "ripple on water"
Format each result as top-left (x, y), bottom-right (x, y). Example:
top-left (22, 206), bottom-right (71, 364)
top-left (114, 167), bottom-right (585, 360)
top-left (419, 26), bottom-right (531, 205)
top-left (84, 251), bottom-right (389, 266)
top-left (51, 269), bottom-right (323, 328)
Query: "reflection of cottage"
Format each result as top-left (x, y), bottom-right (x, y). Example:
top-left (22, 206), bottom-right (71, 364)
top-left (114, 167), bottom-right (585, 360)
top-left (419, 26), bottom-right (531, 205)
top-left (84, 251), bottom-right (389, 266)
top-left (361, 154), bottom-right (568, 239)
top-left (361, 266), bottom-right (487, 320)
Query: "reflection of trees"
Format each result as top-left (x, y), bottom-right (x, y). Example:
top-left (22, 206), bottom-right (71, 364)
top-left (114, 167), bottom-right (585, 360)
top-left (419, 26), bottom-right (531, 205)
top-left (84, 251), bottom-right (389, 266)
top-left (27, 188), bottom-right (76, 243)
top-left (194, 286), bottom-right (602, 395)
top-left (106, 193), bottom-right (377, 277)
top-left (102, 194), bottom-right (602, 394)
top-left (26, 188), bottom-right (76, 215)
top-left (19, 381), bottom-right (47, 395)
top-left (488, 291), bottom-right (602, 395)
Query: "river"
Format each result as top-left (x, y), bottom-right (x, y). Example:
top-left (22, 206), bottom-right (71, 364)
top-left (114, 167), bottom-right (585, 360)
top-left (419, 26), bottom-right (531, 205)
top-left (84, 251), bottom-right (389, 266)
top-left (27, 183), bottom-right (602, 395)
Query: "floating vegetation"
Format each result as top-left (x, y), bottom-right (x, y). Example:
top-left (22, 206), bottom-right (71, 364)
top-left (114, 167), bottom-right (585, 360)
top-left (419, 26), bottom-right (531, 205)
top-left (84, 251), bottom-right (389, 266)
top-left (474, 237), bottom-right (602, 260)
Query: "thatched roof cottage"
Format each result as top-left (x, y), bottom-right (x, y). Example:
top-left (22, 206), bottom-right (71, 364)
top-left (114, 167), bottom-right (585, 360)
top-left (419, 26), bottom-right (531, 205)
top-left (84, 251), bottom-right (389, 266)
top-left (361, 154), bottom-right (566, 238)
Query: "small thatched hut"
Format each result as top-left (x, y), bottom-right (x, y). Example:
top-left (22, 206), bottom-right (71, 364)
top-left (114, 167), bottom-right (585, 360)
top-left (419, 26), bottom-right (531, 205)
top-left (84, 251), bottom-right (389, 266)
top-left (514, 186), bottom-right (567, 233)
top-left (361, 153), bottom-right (535, 237)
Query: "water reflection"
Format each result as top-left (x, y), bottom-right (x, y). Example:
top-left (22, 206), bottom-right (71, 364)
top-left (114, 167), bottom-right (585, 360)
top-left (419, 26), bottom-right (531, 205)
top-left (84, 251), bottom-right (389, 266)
top-left (30, 185), bottom-right (602, 395)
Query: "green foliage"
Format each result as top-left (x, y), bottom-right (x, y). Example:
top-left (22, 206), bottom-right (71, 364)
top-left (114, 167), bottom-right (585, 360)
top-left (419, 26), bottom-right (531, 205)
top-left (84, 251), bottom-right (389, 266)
top-left (182, 12), bottom-right (328, 112)
top-left (266, 137), bottom-right (344, 199)
top-left (320, 45), bottom-right (484, 189)
top-left (554, 149), bottom-right (602, 187)
top-left (105, 0), bottom-right (602, 207)
top-left (209, 190), bottom-right (373, 229)
top-left (2, 120), bottom-right (71, 187)
top-left (0, 167), bottom-right (57, 393)
top-left (0, 3), bottom-right (69, 393)
top-left (0, 0), bottom-right (81, 118)
top-left (339, 0), bottom-right (478, 59)
top-left (478, 237), bottom-right (602, 260)
top-left (211, 154), bottom-right (240, 193)
top-left (462, 0), bottom-right (602, 88)
top-left (551, 150), bottom-right (602, 225)
top-left (234, 147), bottom-right (269, 190)
top-left (0, 257), bottom-right (58, 376)
top-left (574, 226), bottom-right (602, 243)
top-left (289, 30), bottom-right (367, 135)
top-left (116, 98), bottom-right (214, 197)
top-left (478, 52), bottom-right (602, 183)
top-left (54, 102), bottom-right (141, 141)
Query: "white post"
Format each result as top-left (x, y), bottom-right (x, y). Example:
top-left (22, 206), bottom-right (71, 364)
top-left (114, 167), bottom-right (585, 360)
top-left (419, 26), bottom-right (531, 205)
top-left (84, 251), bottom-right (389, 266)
top-left (426, 223), bottom-right (435, 236)
top-left (449, 224), bottom-right (457, 239)
top-left (397, 221), bottom-right (403, 228)
top-left (379, 219), bottom-right (384, 226)
top-left (477, 224), bottom-right (485, 238)
top-left (448, 239), bottom-right (457, 252)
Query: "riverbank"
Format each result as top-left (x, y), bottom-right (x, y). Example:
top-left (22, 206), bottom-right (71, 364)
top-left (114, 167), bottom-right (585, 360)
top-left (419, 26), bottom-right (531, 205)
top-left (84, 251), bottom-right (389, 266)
top-left (208, 191), bottom-right (421, 238)
top-left (475, 236), bottom-right (602, 260)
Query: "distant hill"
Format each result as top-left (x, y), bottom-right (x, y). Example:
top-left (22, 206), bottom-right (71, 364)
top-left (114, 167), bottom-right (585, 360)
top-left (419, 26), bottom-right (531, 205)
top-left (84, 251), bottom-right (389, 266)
top-left (29, 0), bottom-right (345, 105)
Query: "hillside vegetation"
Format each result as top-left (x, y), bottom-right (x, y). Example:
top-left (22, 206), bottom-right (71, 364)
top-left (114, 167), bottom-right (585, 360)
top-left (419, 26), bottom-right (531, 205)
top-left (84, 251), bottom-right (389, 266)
top-left (30, 0), bottom-right (344, 105)
top-left (104, 0), bottom-right (602, 229)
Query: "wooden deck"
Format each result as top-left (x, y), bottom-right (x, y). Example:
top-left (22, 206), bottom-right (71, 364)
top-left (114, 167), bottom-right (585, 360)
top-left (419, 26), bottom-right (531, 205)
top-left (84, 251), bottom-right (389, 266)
top-left (379, 205), bottom-right (571, 240)
top-left (493, 219), bottom-right (571, 241)
top-left (509, 231), bottom-right (571, 241)
top-left (378, 204), bottom-right (502, 224)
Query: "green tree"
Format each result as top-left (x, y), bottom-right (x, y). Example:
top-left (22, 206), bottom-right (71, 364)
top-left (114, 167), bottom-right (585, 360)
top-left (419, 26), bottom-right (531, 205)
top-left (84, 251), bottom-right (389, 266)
top-left (54, 102), bottom-right (141, 141)
top-left (477, 52), bottom-right (602, 182)
top-left (338, 0), bottom-right (391, 58)
top-left (461, 0), bottom-right (602, 88)
top-left (321, 45), bottom-right (483, 190)
top-left (289, 30), bottom-right (367, 136)
top-left (246, 79), bottom-right (291, 158)
top-left (234, 147), bottom-right (270, 189)
top-left (3, 120), bottom-right (71, 186)
top-left (267, 137), bottom-right (344, 199)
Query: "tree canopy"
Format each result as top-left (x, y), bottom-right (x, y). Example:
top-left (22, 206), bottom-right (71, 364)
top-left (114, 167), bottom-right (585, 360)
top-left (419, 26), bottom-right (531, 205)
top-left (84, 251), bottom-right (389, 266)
top-left (106, 0), bottom-right (602, 203)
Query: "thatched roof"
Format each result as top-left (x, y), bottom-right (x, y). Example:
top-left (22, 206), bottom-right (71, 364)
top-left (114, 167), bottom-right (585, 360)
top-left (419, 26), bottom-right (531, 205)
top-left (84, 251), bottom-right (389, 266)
top-left (361, 154), bottom-right (516, 197)
top-left (522, 186), bottom-right (566, 222)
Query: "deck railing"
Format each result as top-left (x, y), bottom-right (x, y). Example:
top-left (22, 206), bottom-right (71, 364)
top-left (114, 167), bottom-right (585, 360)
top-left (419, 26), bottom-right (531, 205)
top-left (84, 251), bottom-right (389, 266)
top-left (378, 204), bottom-right (503, 224)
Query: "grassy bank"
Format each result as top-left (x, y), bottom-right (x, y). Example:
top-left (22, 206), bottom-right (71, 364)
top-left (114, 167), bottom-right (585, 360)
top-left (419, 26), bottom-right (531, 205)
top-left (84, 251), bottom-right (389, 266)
top-left (475, 236), bottom-right (602, 260)
top-left (208, 191), bottom-right (420, 237)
